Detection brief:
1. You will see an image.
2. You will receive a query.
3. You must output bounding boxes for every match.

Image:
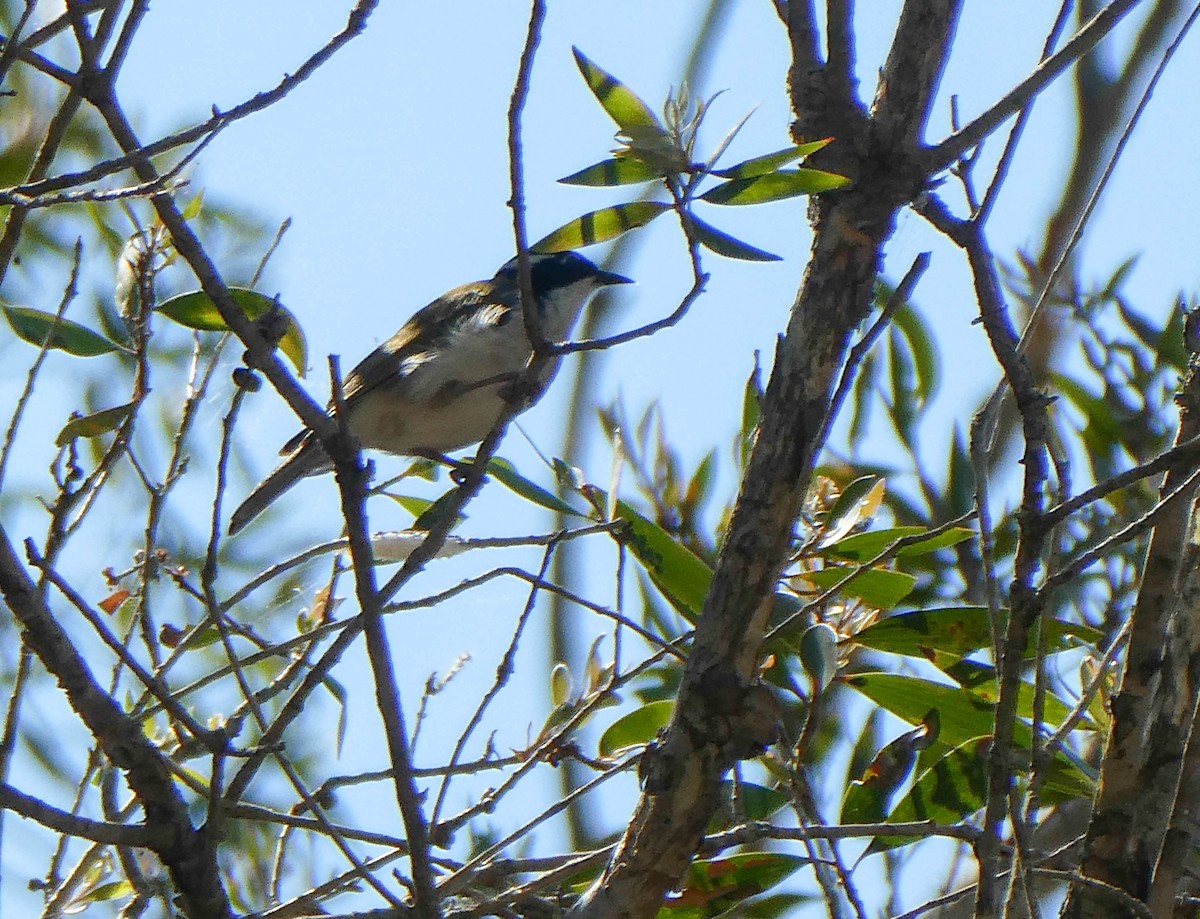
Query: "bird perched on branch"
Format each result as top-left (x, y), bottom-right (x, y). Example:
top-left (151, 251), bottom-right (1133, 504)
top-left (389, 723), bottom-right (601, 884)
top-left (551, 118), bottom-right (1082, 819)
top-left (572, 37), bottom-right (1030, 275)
top-left (229, 250), bottom-right (632, 534)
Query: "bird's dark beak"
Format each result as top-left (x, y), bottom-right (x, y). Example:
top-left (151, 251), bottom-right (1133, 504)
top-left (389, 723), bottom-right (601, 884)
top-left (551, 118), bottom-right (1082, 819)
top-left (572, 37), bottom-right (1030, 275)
top-left (596, 269), bottom-right (634, 287)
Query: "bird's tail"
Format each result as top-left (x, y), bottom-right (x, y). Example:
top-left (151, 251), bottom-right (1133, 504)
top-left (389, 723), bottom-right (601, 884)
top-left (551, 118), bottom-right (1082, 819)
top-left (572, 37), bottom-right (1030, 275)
top-left (228, 440), bottom-right (330, 535)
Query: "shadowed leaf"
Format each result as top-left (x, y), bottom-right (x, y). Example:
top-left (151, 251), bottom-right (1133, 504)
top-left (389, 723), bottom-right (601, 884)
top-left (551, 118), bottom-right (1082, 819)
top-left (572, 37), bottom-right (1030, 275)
top-left (2, 304), bottom-right (123, 357)
top-left (688, 214), bottom-right (781, 261)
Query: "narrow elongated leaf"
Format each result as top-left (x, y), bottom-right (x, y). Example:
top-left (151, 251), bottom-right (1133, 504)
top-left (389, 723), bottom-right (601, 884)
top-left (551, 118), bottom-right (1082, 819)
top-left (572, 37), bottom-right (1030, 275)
top-left (615, 499), bottom-right (712, 618)
top-left (383, 494), bottom-right (436, 519)
top-left (688, 214), bottom-right (781, 262)
top-left (56, 401), bottom-right (136, 446)
top-left (848, 672), bottom-right (1094, 803)
top-left (532, 201), bottom-right (671, 252)
top-left (890, 298), bottom-right (939, 409)
top-left (572, 47), bottom-right (665, 134)
top-left (700, 168), bottom-right (850, 206)
top-left (711, 782), bottom-right (789, 828)
top-left (559, 156), bottom-right (663, 186)
top-left (2, 304), bottom-right (123, 357)
top-left (157, 287), bottom-right (308, 377)
top-left (710, 138), bottom-right (833, 178)
top-left (739, 354), bottom-right (763, 470)
top-left (821, 525), bottom-right (975, 561)
top-left (487, 457), bottom-right (589, 517)
top-left (854, 608), bottom-right (1101, 663)
top-left (667, 853), bottom-right (808, 917)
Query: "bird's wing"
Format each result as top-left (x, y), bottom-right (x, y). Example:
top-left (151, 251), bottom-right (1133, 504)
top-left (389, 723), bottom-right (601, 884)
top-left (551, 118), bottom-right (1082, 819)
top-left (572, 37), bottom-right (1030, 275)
top-left (277, 281), bottom-right (505, 456)
top-left (341, 281), bottom-right (510, 404)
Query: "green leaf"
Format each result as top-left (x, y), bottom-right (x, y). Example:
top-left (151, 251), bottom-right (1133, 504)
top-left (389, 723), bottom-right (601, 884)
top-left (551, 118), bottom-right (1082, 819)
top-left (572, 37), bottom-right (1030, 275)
top-left (179, 190), bottom-right (205, 221)
top-left (889, 296), bottom-right (939, 410)
top-left (487, 457), bottom-right (589, 517)
top-left (700, 168), bottom-right (850, 206)
top-left (710, 139), bottom-right (833, 178)
top-left (687, 214), bottom-right (781, 262)
top-left (845, 737), bottom-right (988, 852)
top-left (156, 287), bottom-right (309, 377)
top-left (800, 623), bottom-right (839, 693)
top-left (854, 608), bottom-right (1101, 666)
top-left (550, 662), bottom-right (572, 707)
top-left (532, 201), bottom-right (671, 252)
top-left (940, 659), bottom-right (1087, 728)
top-left (599, 699), bottom-right (673, 756)
top-left (821, 526), bottom-right (975, 562)
top-left (711, 782), bottom-right (789, 828)
top-left (800, 566), bottom-right (915, 609)
top-left (663, 853), bottom-right (808, 918)
top-left (2, 304), bottom-right (123, 357)
top-left (572, 47), bottom-right (666, 135)
top-left (615, 499), bottom-right (713, 619)
top-left (411, 488), bottom-right (467, 532)
top-left (740, 354), bottom-right (763, 470)
top-left (848, 672), bottom-right (1094, 803)
top-left (78, 879), bottom-right (134, 905)
top-left (56, 401), bottom-right (136, 446)
top-left (560, 156), bottom-right (664, 186)
top-left (383, 493), bottom-right (435, 519)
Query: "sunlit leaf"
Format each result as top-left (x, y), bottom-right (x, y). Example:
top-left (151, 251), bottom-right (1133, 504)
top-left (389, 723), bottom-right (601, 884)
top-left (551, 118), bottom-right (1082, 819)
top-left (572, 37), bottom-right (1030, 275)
top-left (156, 287), bottom-right (308, 377)
top-left (710, 138), bottom-right (833, 178)
top-left (688, 214), bottom-right (781, 262)
top-left (98, 589), bottom-right (131, 615)
top-left (550, 662), bottom-right (572, 708)
top-left (559, 156), bottom-right (664, 186)
top-left (56, 401), bottom-right (136, 446)
top-left (599, 699), bottom-right (673, 756)
top-left (940, 659), bottom-right (1086, 728)
top-left (615, 499), bottom-right (713, 619)
top-left (854, 608), bottom-right (1101, 664)
top-left (798, 566), bottom-right (915, 609)
top-left (572, 47), bottom-right (665, 134)
top-left (2, 304), bottom-right (123, 357)
top-left (532, 202), bottom-right (671, 252)
top-left (383, 493), bottom-right (436, 519)
top-left (700, 168), bottom-right (850, 206)
top-left (488, 457), bottom-right (589, 517)
top-left (816, 476), bottom-right (885, 548)
top-left (820, 525), bottom-right (975, 562)
top-left (179, 190), bottom-right (205, 221)
top-left (77, 880), bottom-right (134, 906)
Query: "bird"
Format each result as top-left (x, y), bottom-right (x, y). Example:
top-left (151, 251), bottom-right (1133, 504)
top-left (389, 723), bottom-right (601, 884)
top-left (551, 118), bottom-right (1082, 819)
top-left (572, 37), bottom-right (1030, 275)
top-left (228, 250), bottom-right (632, 534)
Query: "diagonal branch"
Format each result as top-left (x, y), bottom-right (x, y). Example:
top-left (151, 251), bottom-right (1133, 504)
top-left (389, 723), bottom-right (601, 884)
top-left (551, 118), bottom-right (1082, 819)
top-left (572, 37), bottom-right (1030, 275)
top-left (923, 0), bottom-right (1144, 173)
top-left (568, 4), bottom-right (963, 916)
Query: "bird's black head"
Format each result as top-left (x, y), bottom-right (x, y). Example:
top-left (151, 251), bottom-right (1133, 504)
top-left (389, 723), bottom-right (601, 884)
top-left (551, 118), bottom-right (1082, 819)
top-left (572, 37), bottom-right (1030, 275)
top-left (495, 251), bottom-right (632, 294)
